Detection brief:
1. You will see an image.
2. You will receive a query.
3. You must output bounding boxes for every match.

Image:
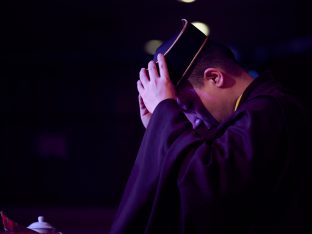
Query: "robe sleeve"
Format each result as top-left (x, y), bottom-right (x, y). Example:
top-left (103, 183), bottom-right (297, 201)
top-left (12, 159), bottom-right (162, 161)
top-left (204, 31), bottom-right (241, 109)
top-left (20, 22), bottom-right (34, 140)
top-left (110, 97), bottom-right (288, 233)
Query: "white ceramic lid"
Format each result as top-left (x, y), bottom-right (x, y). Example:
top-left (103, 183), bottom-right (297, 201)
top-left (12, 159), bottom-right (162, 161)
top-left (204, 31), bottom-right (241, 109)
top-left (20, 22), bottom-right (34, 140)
top-left (28, 216), bottom-right (55, 230)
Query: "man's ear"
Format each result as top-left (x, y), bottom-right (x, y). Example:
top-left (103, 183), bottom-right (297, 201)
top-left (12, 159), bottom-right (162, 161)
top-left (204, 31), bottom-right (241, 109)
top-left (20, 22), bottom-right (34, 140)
top-left (204, 68), bottom-right (224, 88)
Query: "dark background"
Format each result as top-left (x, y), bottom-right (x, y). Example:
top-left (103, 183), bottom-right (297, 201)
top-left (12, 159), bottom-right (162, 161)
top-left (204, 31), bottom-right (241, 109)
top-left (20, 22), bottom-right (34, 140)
top-left (1, 0), bottom-right (312, 233)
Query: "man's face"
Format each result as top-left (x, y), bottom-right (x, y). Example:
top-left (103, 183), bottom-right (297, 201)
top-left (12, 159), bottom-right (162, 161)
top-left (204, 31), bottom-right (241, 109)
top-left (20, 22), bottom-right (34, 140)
top-left (176, 81), bottom-right (219, 130)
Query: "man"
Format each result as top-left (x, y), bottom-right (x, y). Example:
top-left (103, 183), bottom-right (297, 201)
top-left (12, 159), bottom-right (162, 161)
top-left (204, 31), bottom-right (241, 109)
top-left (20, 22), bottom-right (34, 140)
top-left (110, 22), bottom-right (310, 234)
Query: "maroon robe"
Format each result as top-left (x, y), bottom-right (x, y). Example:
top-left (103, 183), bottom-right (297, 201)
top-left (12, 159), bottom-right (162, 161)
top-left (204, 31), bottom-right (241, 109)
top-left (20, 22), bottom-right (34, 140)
top-left (110, 73), bottom-right (311, 233)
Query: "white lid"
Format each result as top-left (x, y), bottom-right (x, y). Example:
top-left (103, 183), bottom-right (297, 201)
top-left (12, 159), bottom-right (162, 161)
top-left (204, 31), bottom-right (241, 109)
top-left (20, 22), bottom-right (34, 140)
top-left (28, 216), bottom-right (55, 230)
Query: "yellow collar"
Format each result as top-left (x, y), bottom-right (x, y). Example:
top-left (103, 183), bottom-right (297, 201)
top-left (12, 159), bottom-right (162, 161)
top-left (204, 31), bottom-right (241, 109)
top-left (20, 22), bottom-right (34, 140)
top-left (234, 94), bottom-right (243, 111)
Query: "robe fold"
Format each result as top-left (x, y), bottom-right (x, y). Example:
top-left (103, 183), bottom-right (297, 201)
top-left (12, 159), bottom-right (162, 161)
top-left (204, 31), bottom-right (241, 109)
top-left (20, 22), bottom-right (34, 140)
top-left (110, 73), bottom-right (310, 234)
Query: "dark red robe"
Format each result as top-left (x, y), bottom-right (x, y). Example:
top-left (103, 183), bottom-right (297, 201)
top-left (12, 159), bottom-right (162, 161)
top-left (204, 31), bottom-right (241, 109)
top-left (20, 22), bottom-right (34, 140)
top-left (110, 73), bottom-right (311, 233)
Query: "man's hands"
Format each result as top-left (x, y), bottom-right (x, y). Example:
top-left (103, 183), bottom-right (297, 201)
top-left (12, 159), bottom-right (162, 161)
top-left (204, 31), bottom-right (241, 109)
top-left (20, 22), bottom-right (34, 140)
top-left (137, 53), bottom-right (176, 128)
top-left (138, 95), bottom-right (152, 128)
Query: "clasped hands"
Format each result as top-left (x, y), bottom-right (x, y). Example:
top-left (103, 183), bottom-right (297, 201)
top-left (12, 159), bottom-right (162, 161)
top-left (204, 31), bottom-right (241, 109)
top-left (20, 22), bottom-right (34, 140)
top-left (137, 53), bottom-right (176, 128)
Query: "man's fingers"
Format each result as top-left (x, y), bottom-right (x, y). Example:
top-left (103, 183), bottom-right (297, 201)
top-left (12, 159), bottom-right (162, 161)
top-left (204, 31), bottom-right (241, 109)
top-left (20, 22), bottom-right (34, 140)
top-left (157, 53), bottom-right (170, 80)
top-left (137, 80), bottom-right (144, 95)
top-left (148, 60), bottom-right (159, 81)
top-left (139, 68), bottom-right (149, 87)
top-left (138, 94), bottom-right (144, 109)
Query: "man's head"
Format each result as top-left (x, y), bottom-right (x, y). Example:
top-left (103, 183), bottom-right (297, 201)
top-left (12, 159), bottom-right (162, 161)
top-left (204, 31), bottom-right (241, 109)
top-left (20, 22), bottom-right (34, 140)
top-left (186, 41), bottom-right (242, 88)
top-left (177, 41), bottom-right (254, 126)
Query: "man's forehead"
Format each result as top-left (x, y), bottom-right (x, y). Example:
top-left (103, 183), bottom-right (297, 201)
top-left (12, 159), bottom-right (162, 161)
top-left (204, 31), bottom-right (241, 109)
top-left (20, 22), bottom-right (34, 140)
top-left (176, 81), bottom-right (201, 110)
top-left (176, 79), bottom-right (194, 92)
